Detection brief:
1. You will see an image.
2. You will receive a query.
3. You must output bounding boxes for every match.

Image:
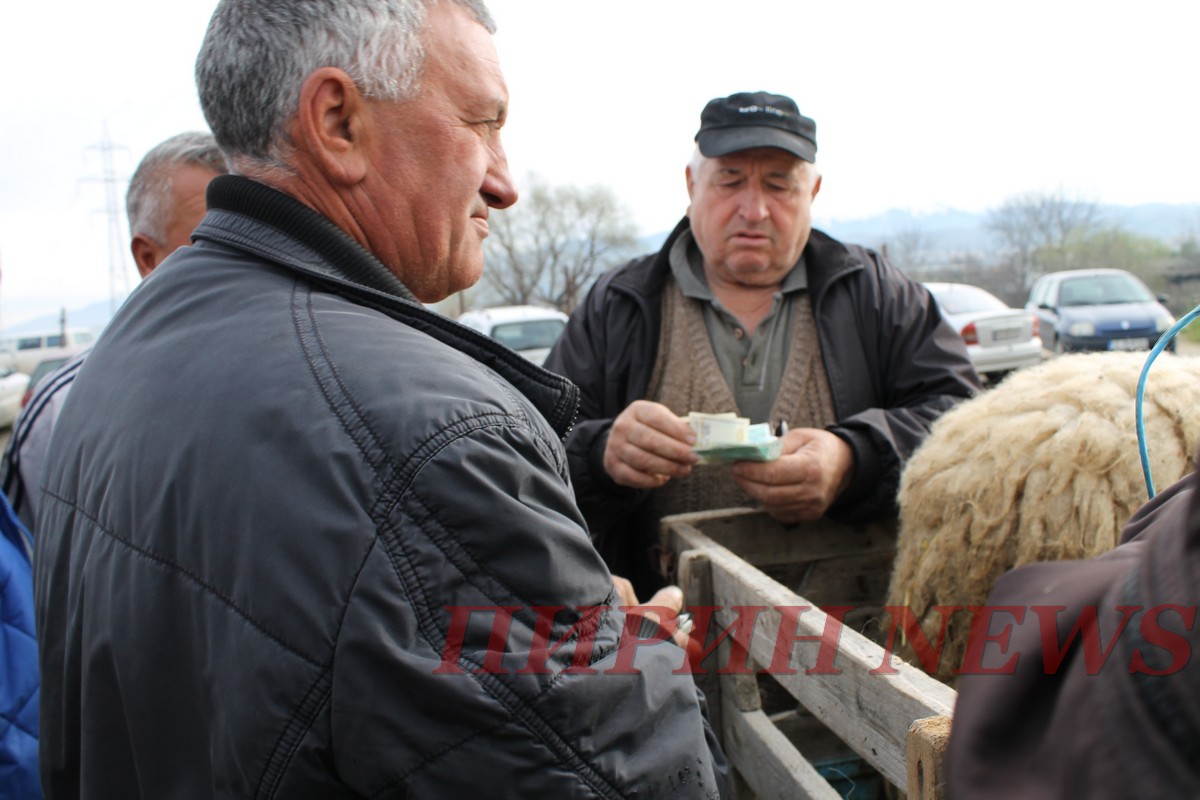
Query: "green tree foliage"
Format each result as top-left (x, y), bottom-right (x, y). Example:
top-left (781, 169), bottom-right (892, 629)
top-left (1066, 228), bottom-right (1171, 283)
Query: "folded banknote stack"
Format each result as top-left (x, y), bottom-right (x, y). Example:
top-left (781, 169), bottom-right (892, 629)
top-left (686, 412), bottom-right (782, 463)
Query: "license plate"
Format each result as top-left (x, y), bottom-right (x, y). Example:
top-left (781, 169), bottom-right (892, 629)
top-left (993, 328), bottom-right (1021, 341)
top-left (1109, 337), bottom-right (1149, 351)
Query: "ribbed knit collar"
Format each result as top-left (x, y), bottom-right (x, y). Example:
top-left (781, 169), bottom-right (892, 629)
top-left (205, 175), bottom-right (417, 301)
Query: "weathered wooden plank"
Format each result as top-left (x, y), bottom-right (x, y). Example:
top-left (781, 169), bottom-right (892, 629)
top-left (721, 698), bottom-right (843, 800)
top-left (907, 716), bottom-right (952, 800)
top-left (663, 509), bottom-right (897, 568)
top-left (678, 550), bottom-right (723, 737)
top-left (667, 521), bottom-right (957, 791)
top-left (720, 658), bottom-right (762, 714)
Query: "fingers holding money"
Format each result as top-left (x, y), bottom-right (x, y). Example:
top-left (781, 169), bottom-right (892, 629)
top-left (730, 427), bottom-right (854, 523)
top-left (603, 401), bottom-right (699, 489)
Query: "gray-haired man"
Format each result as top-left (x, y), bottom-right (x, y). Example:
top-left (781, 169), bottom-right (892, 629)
top-left (546, 91), bottom-right (980, 596)
top-left (33, 2), bottom-right (729, 797)
top-left (0, 131), bottom-right (227, 531)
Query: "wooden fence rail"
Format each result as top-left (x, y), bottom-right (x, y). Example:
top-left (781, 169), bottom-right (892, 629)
top-left (663, 510), bottom-right (956, 799)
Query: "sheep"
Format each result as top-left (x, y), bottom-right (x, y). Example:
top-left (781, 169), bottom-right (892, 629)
top-left (886, 351), bottom-right (1200, 683)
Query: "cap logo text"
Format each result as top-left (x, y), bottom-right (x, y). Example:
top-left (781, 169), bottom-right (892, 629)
top-left (738, 105), bottom-right (790, 118)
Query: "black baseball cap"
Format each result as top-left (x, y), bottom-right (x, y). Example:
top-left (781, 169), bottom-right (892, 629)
top-left (695, 91), bottom-right (817, 162)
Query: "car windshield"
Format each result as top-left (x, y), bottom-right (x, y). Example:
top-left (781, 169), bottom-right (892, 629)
top-left (929, 285), bottom-right (1006, 315)
top-left (490, 319), bottom-right (566, 351)
top-left (1058, 274), bottom-right (1154, 306)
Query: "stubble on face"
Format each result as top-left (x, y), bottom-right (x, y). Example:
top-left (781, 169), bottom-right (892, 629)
top-left (357, 4), bottom-right (516, 303)
top-left (687, 149), bottom-right (819, 291)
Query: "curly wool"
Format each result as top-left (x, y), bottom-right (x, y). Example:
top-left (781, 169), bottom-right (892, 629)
top-left (887, 351), bottom-right (1200, 683)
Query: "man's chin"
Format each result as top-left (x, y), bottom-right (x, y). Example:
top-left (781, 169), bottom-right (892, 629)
top-left (724, 261), bottom-right (790, 286)
top-left (406, 263), bottom-right (483, 305)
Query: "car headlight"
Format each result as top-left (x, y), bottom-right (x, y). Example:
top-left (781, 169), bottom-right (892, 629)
top-left (1067, 320), bottom-right (1095, 337)
top-left (1155, 312), bottom-right (1176, 333)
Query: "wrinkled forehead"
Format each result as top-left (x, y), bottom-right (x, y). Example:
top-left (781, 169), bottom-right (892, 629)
top-left (707, 147), bottom-right (808, 176)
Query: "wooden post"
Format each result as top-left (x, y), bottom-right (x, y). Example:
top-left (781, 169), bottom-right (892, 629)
top-left (677, 550), bottom-right (724, 738)
top-left (906, 715), bottom-right (952, 800)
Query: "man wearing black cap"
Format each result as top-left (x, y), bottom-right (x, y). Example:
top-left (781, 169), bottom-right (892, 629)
top-left (545, 90), bottom-right (980, 595)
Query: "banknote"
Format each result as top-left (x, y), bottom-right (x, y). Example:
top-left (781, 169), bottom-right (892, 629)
top-left (686, 412), bottom-right (782, 463)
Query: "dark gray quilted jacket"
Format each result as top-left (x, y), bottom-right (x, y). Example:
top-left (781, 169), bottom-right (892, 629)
top-left (34, 176), bottom-right (728, 799)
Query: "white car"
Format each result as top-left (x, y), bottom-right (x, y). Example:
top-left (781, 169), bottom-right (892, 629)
top-left (926, 282), bottom-right (1043, 381)
top-left (457, 305), bottom-right (568, 366)
top-left (0, 367), bottom-right (31, 429)
top-left (0, 328), bottom-right (96, 375)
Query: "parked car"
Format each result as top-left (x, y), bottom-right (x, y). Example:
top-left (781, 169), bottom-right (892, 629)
top-left (0, 328), bottom-right (96, 375)
top-left (926, 281), bottom-right (1042, 381)
top-left (0, 367), bottom-right (30, 429)
top-left (456, 305), bottom-right (568, 366)
top-left (1026, 268), bottom-right (1175, 354)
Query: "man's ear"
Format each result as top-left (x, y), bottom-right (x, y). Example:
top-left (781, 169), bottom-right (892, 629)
top-left (130, 234), bottom-right (165, 279)
top-left (810, 173), bottom-right (823, 201)
top-left (685, 164), bottom-right (696, 201)
top-left (291, 67), bottom-right (369, 186)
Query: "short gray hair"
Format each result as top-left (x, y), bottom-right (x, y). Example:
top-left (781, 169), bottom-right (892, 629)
top-left (195, 0), bottom-right (495, 171)
top-left (126, 131), bottom-right (229, 243)
top-left (687, 145), bottom-right (821, 182)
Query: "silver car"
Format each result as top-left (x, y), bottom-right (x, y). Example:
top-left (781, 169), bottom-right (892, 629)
top-left (926, 281), bottom-right (1043, 381)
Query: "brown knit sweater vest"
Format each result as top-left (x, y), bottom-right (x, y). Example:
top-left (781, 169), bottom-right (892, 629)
top-left (645, 276), bottom-right (837, 518)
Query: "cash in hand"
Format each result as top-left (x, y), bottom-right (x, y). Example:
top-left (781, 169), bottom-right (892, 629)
top-left (686, 412), bottom-right (782, 463)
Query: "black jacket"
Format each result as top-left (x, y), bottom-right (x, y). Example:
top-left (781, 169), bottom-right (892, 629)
top-left (545, 218), bottom-right (979, 585)
top-left (34, 177), bottom-right (728, 799)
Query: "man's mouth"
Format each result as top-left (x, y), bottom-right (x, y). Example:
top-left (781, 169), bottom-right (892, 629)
top-left (731, 231), bottom-right (769, 244)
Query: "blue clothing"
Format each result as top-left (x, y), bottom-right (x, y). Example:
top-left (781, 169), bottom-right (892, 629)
top-left (0, 488), bottom-right (38, 798)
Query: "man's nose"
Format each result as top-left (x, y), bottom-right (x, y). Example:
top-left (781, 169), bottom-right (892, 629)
top-left (738, 185), bottom-right (768, 222)
top-left (482, 137), bottom-right (518, 210)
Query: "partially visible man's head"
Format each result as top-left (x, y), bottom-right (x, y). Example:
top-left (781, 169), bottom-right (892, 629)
top-left (194, 0), bottom-right (516, 303)
top-left (686, 91), bottom-right (822, 289)
top-left (126, 131), bottom-right (229, 278)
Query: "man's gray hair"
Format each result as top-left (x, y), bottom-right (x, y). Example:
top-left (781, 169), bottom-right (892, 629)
top-left (687, 145), bottom-right (822, 181)
top-left (126, 131), bottom-right (229, 243)
top-left (195, 0), bottom-right (495, 171)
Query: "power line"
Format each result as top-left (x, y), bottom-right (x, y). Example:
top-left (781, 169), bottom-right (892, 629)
top-left (81, 122), bottom-right (131, 316)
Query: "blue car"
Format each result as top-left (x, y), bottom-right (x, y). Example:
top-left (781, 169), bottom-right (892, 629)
top-left (1025, 268), bottom-right (1175, 354)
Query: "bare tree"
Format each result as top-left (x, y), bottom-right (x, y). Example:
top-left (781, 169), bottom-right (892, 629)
top-left (885, 224), bottom-right (937, 276)
top-left (482, 182), bottom-right (557, 306)
top-left (483, 175), bottom-right (638, 313)
top-left (987, 189), bottom-right (1100, 295)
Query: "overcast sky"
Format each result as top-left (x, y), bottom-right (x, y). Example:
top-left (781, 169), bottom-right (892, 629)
top-left (2, 0), bottom-right (1198, 328)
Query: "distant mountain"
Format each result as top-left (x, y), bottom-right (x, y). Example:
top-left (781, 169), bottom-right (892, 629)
top-left (1098, 203), bottom-right (1200, 241)
top-left (7, 202), bottom-right (1198, 337)
top-left (643, 202), bottom-right (1200, 263)
top-left (814, 203), bottom-right (1200, 259)
top-left (1, 297), bottom-right (125, 338)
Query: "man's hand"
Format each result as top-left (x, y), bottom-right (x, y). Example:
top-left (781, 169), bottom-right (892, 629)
top-left (603, 400), bottom-right (699, 489)
top-left (611, 575), bottom-right (638, 607)
top-left (730, 427), bottom-right (854, 524)
top-left (623, 584), bottom-right (691, 649)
